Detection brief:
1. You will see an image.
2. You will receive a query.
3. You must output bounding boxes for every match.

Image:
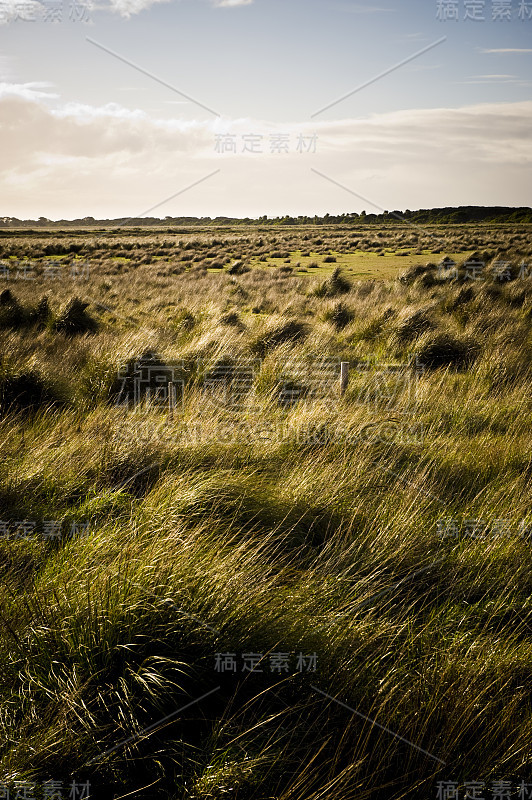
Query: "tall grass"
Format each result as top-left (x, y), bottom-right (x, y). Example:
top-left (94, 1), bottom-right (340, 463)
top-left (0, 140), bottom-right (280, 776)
top-left (0, 226), bottom-right (531, 798)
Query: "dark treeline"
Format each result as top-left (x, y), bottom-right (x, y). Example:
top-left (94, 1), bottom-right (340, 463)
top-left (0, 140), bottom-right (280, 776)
top-left (1, 206), bottom-right (531, 228)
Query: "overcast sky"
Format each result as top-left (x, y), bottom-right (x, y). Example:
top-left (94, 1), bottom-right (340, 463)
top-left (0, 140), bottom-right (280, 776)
top-left (1, 0), bottom-right (531, 218)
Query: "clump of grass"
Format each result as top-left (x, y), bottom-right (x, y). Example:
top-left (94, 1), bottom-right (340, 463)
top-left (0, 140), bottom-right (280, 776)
top-left (220, 310), bottom-right (243, 328)
top-left (399, 263), bottom-right (435, 285)
top-left (175, 309), bottom-right (196, 331)
top-left (324, 301), bottom-right (354, 330)
top-left (482, 346), bottom-right (532, 388)
top-left (249, 319), bottom-right (308, 357)
top-left (416, 331), bottom-right (480, 369)
top-left (228, 260), bottom-right (250, 275)
top-left (313, 267), bottom-right (351, 298)
top-left (0, 291), bottom-right (55, 331)
top-left (28, 296), bottom-right (53, 329)
top-left (358, 307), bottom-right (396, 341)
top-left (416, 270), bottom-right (440, 288)
top-left (53, 297), bottom-right (97, 336)
top-left (0, 365), bottom-right (61, 413)
top-left (394, 308), bottom-right (435, 343)
top-left (0, 289), bottom-right (25, 329)
top-left (443, 286), bottom-right (475, 312)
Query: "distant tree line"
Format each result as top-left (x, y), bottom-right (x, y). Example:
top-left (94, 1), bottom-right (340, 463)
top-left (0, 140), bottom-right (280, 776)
top-left (1, 206), bottom-right (531, 229)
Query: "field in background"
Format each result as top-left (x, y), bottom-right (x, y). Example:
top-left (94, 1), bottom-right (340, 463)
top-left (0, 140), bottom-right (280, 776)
top-left (0, 223), bottom-right (531, 800)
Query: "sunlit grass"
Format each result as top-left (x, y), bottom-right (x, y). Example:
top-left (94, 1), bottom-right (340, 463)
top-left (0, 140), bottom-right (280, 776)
top-left (0, 224), bottom-right (531, 799)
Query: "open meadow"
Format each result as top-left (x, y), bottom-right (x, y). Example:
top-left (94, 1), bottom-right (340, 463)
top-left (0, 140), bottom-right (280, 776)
top-left (0, 221), bottom-right (532, 799)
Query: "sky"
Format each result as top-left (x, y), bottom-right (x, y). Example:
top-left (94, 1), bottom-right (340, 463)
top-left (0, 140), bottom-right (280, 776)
top-left (0, 0), bottom-right (531, 219)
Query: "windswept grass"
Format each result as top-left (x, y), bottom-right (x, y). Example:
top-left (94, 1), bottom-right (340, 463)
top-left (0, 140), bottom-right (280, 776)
top-left (0, 224), bottom-right (531, 799)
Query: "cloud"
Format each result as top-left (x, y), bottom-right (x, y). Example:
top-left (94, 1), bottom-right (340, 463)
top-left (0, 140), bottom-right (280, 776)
top-left (0, 88), bottom-right (530, 218)
top-left (211, 0), bottom-right (254, 6)
top-left (0, 82), bottom-right (59, 102)
top-left (457, 74), bottom-right (531, 86)
top-left (479, 48), bottom-right (532, 54)
top-left (0, 56), bottom-right (14, 81)
top-left (101, 0), bottom-right (170, 18)
top-left (346, 4), bottom-right (394, 12)
top-left (0, 0), bottom-right (169, 21)
top-left (0, 0), bottom-right (254, 20)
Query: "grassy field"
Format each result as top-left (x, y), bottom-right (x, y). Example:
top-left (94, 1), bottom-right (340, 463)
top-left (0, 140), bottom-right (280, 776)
top-left (0, 223), bottom-right (531, 799)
